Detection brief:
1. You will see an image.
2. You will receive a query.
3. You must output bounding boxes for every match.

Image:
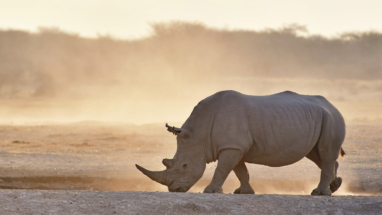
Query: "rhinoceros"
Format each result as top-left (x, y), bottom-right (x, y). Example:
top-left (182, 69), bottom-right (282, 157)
top-left (136, 90), bottom-right (346, 196)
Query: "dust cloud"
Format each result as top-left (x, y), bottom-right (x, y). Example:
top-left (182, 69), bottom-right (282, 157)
top-left (1, 22), bottom-right (382, 124)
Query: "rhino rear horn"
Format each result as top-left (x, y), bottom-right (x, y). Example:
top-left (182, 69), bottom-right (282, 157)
top-left (135, 164), bottom-right (171, 186)
top-left (162, 159), bottom-right (174, 169)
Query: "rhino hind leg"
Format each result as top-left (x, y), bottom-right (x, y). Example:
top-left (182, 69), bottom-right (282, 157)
top-left (328, 161), bottom-right (342, 193)
top-left (330, 177), bottom-right (342, 193)
top-left (233, 161), bottom-right (255, 194)
top-left (310, 110), bottom-right (345, 196)
top-left (306, 147), bottom-right (342, 196)
top-left (310, 160), bottom-right (336, 196)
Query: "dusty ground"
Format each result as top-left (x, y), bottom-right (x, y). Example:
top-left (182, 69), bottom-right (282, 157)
top-left (1, 190), bottom-right (382, 215)
top-left (0, 101), bottom-right (381, 214)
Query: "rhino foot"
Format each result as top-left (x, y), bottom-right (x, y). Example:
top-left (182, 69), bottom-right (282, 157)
top-left (203, 184), bottom-right (223, 193)
top-left (330, 177), bottom-right (342, 193)
top-left (234, 186), bottom-right (255, 194)
top-left (311, 188), bottom-right (332, 196)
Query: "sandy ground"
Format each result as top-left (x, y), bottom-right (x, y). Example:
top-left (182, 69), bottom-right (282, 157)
top-left (0, 103), bottom-right (381, 214)
top-left (0, 120), bottom-right (381, 194)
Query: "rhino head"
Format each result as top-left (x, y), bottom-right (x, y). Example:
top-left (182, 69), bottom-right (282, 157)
top-left (135, 123), bottom-right (206, 192)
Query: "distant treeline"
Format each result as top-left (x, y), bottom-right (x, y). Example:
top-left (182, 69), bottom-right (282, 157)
top-left (1, 22), bottom-right (382, 98)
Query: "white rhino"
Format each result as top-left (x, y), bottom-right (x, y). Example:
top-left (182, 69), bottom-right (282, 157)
top-left (136, 90), bottom-right (346, 196)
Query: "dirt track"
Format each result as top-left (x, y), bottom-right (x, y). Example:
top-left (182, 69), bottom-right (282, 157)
top-left (0, 190), bottom-right (381, 215)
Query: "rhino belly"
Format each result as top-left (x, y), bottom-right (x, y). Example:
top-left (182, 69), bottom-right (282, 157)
top-left (243, 143), bottom-right (313, 167)
top-left (242, 129), bottom-right (319, 167)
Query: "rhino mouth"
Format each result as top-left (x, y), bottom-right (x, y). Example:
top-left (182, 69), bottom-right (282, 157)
top-left (168, 182), bottom-right (189, 192)
top-left (169, 186), bottom-right (188, 192)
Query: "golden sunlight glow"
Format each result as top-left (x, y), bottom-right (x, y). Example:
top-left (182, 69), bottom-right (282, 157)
top-left (0, 0), bottom-right (380, 200)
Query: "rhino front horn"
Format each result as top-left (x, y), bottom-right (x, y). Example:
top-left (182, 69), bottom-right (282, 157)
top-left (135, 164), bottom-right (171, 186)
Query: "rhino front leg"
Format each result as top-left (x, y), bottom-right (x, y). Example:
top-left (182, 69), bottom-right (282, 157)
top-left (233, 161), bottom-right (255, 194)
top-left (203, 149), bottom-right (242, 193)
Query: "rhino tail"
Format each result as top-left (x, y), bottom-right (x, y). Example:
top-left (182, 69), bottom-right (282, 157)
top-left (340, 147), bottom-right (346, 158)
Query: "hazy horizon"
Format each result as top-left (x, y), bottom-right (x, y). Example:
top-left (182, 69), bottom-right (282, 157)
top-left (2, 1), bottom-right (382, 125)
top-left (2, 0), bottom-right (382, 39)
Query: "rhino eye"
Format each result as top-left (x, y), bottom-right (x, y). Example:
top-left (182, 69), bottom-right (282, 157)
top-left (182, 164), bottom-right (188, 168)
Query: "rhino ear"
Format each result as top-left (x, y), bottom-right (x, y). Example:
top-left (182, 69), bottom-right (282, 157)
top-left (166, 123), bottom-right (181, 135)
top-left (165, 123), bottom-right (192, 139)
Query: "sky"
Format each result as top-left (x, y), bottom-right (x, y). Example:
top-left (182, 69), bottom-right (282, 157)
top-left (1, 0), bottom-right (382, 39)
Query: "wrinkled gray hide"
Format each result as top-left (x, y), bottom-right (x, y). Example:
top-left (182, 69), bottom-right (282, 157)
top-left (136, 90), bottom-right (346, 196)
